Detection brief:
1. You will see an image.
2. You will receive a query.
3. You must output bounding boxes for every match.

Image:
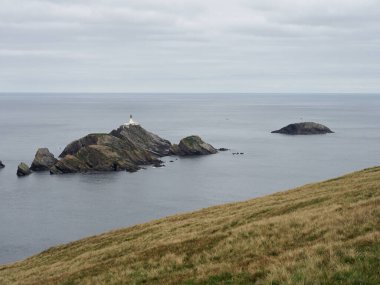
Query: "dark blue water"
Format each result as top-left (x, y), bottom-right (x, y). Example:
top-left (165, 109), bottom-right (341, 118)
top-left (0, 93), bottom-right (379, 264)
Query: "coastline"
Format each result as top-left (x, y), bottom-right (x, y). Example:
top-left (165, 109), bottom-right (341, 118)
top-left (1, 166), bottom-right (379, 284)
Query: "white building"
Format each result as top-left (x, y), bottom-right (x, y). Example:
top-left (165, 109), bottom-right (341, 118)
top-left (124, 115), bottom-right (139, 126)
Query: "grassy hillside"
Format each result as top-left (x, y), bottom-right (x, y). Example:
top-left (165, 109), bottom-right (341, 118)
top-left (1, 167), bottom-right (379, 285)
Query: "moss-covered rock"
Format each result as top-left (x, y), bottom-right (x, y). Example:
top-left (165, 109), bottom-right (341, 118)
top-left (170, 135), bottom-right (217, 156)
top-left (50, 155), bottom-right (90, 174)
top-left (51, 124), bottom-right (217, 174)
top-left (17, 162), bottom-right (31, 177)
top-left (271, 122), bottom-right (334, 135)
top-left (169, 144), bottom-right (180, 155)
top-left (30, 148), bottom-right (58, 171)
top-left (59, 134), bottom-right (110, 158)
top-left (51, 127), bottom-right (163, 174)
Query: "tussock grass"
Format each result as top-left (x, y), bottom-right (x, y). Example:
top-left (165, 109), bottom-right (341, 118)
top-left (1, 167), bottom-right (379, 284)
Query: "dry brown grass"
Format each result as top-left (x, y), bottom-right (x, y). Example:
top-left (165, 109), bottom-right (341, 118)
top-left (1, 167), bottom-right (379, 285)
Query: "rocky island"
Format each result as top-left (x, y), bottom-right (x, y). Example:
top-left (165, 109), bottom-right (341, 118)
top-left (21, 117), bottom-right (218, 175)
top-left (0, 160), bottom-right (4, 168)
top-left (170, 136), bottom-right (217, 156)
top-left (271, 122), bottom-right (334, 135)
top-left (50, 131), bottom-right (159, 174)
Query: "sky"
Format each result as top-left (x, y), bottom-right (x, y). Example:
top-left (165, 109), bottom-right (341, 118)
top-left (0, 0), bottom-right (379, 93)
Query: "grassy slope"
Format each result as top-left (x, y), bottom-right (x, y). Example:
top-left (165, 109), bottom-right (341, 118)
top-left (1, 167), bottom-right (379, 285)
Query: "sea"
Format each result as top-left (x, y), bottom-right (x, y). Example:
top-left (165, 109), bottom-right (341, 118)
top-left (0, 93), bottom-right (379, 264)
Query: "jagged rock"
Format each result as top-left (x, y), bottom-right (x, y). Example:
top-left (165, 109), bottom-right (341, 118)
top-left (153, 160), bottom-right (165, 168)
top-left (30, 148), bottom-right (58, 171)
top-left (271, 122), bottom-right (333, 135)
top-left (169, 144), bottom-right (181, 155)
top-left (50, 155), bottom-right (88, 174)
top-left (59, 134), bottom-right (102, 158)
top-left (17, 162), bottom-right (31, 177)
top-left (110, 125), bottom-right (172, 156)
top-left (51, 133), bottom-right (159, 174)
top-left (0, 161), bottom-right (4, 168)
top-left (50, 123), bottom-right (218, 175)
top-left (170, 136), bottom-right (217, 156)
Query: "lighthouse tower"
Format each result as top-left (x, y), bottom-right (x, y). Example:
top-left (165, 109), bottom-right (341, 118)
top-left (124, 115), bottom-right (139, 126)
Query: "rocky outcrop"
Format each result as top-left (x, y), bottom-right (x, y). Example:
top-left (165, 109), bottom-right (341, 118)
top-left (271, 122), bottom-right (333, 135)
top-left (170, 136), bottom-right (217, 156)
top-left (30, 148), bottom-right (58, 171)
top-left (17, 162), bottom-right (31, 177)
top-left (110, 125), bottom-right (171, 156)
top-left (169, 144), bottom-right (181, 155)
top-left (51, 132), bottom-right (160, 174)
top-left (0, 161), bottom-right (4, 168)
top-left (49, 123), bottom-right (218, 174)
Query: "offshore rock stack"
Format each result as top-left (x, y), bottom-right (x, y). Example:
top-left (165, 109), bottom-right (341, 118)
top-left (30, 148), bottom-right (58, 171)
top-left (17, 162), bottom-right (31, 177)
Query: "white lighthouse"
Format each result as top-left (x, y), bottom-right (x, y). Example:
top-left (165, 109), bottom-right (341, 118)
top-left (124, 115), bottom-right (139, 126)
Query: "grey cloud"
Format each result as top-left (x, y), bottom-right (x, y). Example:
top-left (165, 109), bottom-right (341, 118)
top-left (0, 0), bottom-right (379, 92)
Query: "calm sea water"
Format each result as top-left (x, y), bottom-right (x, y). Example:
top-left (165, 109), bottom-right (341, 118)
top-left (0, 93), bottom-right (379, 264)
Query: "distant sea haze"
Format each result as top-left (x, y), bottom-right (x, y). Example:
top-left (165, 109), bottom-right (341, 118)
top-left (0, 93), bottom-right (380, 264)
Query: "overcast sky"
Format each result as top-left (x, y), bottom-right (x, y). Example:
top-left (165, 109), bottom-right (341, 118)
top-left (0, 0), bottom-right (379, 93)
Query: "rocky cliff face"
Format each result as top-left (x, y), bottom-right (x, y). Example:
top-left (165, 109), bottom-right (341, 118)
top-left (170, 136), bottom-right (217, 156)
top-left (110, 125), bottom-right (172, 156)
top-left (30, 148), bottom-right (58, 171)
top-left (271, 122), bottom-right (333, 135)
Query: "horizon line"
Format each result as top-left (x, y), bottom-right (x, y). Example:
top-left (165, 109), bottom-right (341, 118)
top-left (0, 91), bottom-right (379, 95)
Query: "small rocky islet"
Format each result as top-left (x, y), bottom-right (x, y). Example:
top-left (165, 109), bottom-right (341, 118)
top-left (18, 119), bottom-right (218, 176)
top-left (271, 122), bottom-right (333, 135)
top-left (17, 162), bottom-right (32, 177)
top-left (30, 148), bottom-right (58, 171)
top-left (169, 136), bottom-right (217, 156)
top-left (0, 160), bottom-right (5, 169)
